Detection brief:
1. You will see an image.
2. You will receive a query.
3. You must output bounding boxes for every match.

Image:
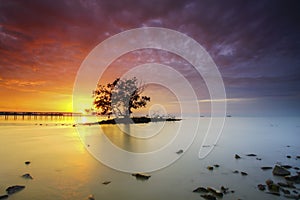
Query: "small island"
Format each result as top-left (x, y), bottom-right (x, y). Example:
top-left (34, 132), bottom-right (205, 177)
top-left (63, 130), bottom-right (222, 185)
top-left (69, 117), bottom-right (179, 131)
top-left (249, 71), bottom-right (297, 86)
top-left (87, 77), bottom-right (181, 125)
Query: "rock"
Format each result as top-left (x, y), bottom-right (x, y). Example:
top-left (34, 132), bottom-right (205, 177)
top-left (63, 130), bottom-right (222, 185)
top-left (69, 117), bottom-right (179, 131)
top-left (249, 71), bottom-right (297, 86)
top-left (241, 171), bottom-right (248, 176)
top-left (207, 187), bottom-right (223, 197)
top-left (233, 170), bottom-right (239, 174)
top-left (256, 158), bottom-right (262, 160)
top-left (6, 185), bottom-right (25, 195)
top-left (102, 181), bottom-right (111, 185)
top-left (266, 192), bottom-right (280, 196)
top-left (281, 188), bottom-right (291, 194)
top-left (0, 195), bottom-right (8, 200)
top-left (235, 154), bottom-right (241, 159)
top-left (287, 155), bottom-right (292, 159)
top-left (21, 173), bottom-right (33, 179)
top-left (193, 187), bottom-right (208, 193)
top-left (272, 165), bottom-right (291, 176)
top-left (200, 194), bottom-right (217, 200)
top-left (296, 156), bottom-right (300, 159)
top-left (25, 161), bottom-right (31, 165)
top-left (293, 190), bottom-right (298, 194)
top-left (282, 165), bottom-right (293, 169)
top-left (246, 154), bottom-right (257, 157)
top-left (294, 167), bottom-right (300, 170)
top-left (87, 194), bottom-right (95, 200)
top-left (284, 194), bottom-right (300, 199)
top-left (278, 182), bottom-right (295, 188)
top-left (213, 164), bottom-right (220, 168)
top-left (268, 183), bottom-right (280, 193)
top-left (207, 166), bottom-right (214, 171)
top-left (265, 179), bottom-right (273, 186)
top-left (176, 149), bottom-right (183, 154)
top-left (257, 184), bottom-right (266, 191)
top-left (261, 167), bottom-right (273, 170)
top-left (285, 175), bottom-right (300, 183)
top-left (132, 173), bottom-right (151, 180)
top-left (220, 186), bottom-right (229, 194)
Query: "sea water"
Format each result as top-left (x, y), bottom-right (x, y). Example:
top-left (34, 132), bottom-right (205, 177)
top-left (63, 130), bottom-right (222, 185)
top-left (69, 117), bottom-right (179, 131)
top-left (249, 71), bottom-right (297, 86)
top-left (0, 116), bottom-right (299, 200)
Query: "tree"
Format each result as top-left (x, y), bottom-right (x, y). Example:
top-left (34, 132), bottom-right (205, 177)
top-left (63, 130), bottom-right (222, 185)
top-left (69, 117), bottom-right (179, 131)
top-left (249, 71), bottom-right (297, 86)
top-left (93, 77), bottom-right (150, 117)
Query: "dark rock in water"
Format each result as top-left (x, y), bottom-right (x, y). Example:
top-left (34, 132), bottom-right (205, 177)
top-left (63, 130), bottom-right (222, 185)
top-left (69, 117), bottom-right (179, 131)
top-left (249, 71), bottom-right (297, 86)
top-left (284, 194), bottom-right (300, 199)
top-left (265, 179), bottom-right (274, 186)
top-left (266, 192), bottom-right (280, 196)
top-left (268, 183), bottom-right (280, 193)
top-left (282, 165), bottom-right (293, 169)
top-left (294, 167), bottom-right (300, 170)
top-left (87, 194), bottom-right (95, 200)
top-left (25, 161), bottom-right (31, 165)
top-left (200, 194), bottom-right (217, 200)
top-left (261, 167), bottom-right (273, 170)
top-left (102, 181), bottom-right (111, 185)
top-left (285, 175), bottom-right (300, 183)
top-left (213, 164), bottom-right (220, 168)
top-left (235, 154), bottom-right (241, 159)
top-left (273, 165), bottom-right (291, 176)
top-left (287, 155), bottom-right (292, 159)
top-left (193, 187), bottom-right (208, 193)
top-left (21, 173), bottom-right (33, 179)
top-left (207, 166), bottom-right (214, 171)
top-left (0, 195), bottom-right (8, 200)
top-left (207, 187), bottom-right (223, 197)
top-left (176, 149), bottom-right (183, 154)
top-left (246, 154), bottom-right (257, 157)
top-left (257, 184), bottom-right (266, 191)
top-left (296, 156), bottom-right (300, 159)
top-left (278, 182), bottom-right (295, 188)
top-left (256, 158), bottom-right (262, 160)
top-left (241, 171), bottom-right (248, 176)
top-left (132, 173), bottom-right (151, 180)
top-left (281, 188), bottom-right (291, 194)
top-left (293, 190), bottom-right (298, 194)
top-left (6, 185), bottom-right (25, 194)
top-left (233, 170), bottom-right (239, 174)
top-left (220, 186), bottom-right (229, 194)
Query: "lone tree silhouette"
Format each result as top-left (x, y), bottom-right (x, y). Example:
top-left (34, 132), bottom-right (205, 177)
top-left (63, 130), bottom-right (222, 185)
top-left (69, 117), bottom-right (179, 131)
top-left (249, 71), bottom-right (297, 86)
top-left (93, 77), bottom-right (150, 118)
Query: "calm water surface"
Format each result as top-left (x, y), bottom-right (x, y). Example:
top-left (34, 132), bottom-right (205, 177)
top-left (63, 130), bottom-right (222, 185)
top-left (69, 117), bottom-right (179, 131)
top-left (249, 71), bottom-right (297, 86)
top-left (0, 116), bottom-right (299, 200)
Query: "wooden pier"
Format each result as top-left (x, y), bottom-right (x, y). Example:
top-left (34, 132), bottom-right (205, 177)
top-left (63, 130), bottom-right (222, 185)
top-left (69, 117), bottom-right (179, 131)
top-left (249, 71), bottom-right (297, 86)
top-left (0, 111), bottom-right (82, 120)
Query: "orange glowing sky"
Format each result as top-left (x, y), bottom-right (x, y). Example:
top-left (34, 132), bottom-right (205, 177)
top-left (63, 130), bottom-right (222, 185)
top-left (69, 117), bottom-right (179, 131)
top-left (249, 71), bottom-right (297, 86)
top-left (1, 0), bottom-right (300, 116)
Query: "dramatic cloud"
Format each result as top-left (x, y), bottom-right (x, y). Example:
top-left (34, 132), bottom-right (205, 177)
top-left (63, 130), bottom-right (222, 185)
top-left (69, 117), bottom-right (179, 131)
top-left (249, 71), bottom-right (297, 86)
top-left (0, 0), bottom-right (299, 115)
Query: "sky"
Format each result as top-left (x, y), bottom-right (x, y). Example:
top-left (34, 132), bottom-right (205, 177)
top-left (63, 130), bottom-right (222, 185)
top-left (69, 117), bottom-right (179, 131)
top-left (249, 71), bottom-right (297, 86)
top-left (0, 0), bottom-right (300, 116)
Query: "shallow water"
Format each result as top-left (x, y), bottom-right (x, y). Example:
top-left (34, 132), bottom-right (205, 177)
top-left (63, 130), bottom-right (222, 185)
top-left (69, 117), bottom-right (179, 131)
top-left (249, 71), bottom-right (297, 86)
top-left (0, 117), bottom-right (299, 200)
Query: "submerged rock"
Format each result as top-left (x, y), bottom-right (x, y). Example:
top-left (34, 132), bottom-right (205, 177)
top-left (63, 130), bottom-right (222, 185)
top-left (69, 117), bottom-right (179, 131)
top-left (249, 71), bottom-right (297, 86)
top-left (233, 170), bottom-right (239, 174)
top-left (285, 175), bottom-right (300, 183)
top-left (284, 194), bottom-right (300, 199)
top-left (235, 154), bottom-right (241, 159)
top-left (207, 166), bottom-right (214, 171)
top-left (282, 165), bottom-right (293, 169)
top-left (213, 164), bottom-right (220, 168)
top-left (24, 161), bottom-right (31, 165)
top-left (278, 182), bottom-right (295, 188)
top-left (281, 188), bottom-right (291, 195)
top-left (0, 195), bottom-right (8, 200)
top-left (176, 149), bottom-right (183, 154)
top-left (21, 173), bottom-right (33, 179)
top-left (6, 185), bottom-right (25, 195)
top-left (261, 166), bottom-right (273, 170)
top-left (207, 187), bottom-right (223, 197)
top-left (102, 181), bottom-right (111, 185)
top-left (246, 154), bottom-right (257, 157)
top-left (241, 171), bottom-right (248, 176)
top-left (132, 173), bottom-right (151, 180)
top-left (268, 183), bottom-right (280, 193)
top-left (193, 187), bottom-right (208, 193)
top-left (265, 179), bottom-right (273, 186)
top-left (257, 184), bottom-right (266, 191)
top-left (200, 194), bottom-right (217, 200)
top-left (272, 165), bottom-right (291, 176)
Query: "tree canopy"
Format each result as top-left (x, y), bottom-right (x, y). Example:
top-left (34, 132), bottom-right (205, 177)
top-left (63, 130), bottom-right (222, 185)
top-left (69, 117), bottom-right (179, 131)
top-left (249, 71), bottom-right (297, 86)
top-left (93, 77), bottom-right (150, 117)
